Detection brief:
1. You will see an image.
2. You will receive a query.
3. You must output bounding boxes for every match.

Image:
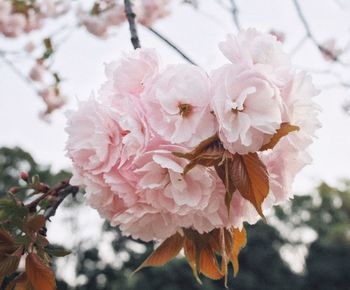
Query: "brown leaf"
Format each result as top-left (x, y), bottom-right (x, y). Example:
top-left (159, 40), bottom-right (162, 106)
top-left (25, 215), bottom-right (46, 233)
top-left (135, 233), bottom-right (184, 272)
top-left (0, 229), bottom-right (16, 254)
top-left (231, 153), bottom-right (269, 217)
top-left (199, 246), bottom-right (223, 280)
top-left (173, 134), bottom-right (220, 160)
top-left (230, 227), bottom-right (247, 276)
top-left (0, 254), bottom-right (20, 277)
top-left (184, 239), bottom-right (202, 284)
top-left (215, 158), bottom-right (237, 214)
top-left (173, 135), bottom-right (224, 174)
top-left (25, 253), bottom-right (56, 290)
top-left (5, 273), bottom-right (34, 290)
top-left (260, 123), bottom-right (299, 151)
top-left (183, 154), bottom-right (222, 175)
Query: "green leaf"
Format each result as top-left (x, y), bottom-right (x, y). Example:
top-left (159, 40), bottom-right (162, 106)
top-left (44, 245), bottom-right (71, 257)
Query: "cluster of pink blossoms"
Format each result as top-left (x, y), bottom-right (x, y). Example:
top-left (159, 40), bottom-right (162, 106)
top-left (78, 0), bottom-right (170, 37)
top-left (0, 0), bottom-right (69, 37)
top-left (66, 29), bottom-right (320, 242)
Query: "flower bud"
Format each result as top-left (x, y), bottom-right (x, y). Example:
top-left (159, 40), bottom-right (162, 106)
top-left (20, 171), bottom-right (29, 181)
top-left (9, 186), bottom-right (18, 194)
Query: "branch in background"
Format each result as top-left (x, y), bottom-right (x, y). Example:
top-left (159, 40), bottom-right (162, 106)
top-left (0, 51), bottom-right (34, 86)
top-left (147, 27), bottom-right (198, 66)
top-left (229, 0), bottom-right (241, 31)
top-left (124, 0), bottom-right (141, 49)
top-left (44, 184), bottom-right (79, 220)
top-left (292, 0), bottom-right (345, 64)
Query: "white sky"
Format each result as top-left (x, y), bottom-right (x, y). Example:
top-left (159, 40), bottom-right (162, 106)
top-left (1, 0), bottom-right (350, 280)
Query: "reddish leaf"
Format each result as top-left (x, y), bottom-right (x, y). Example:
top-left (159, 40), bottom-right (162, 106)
top-left (173, 134), bottom-right (220, 160)
top-left (183, 239), bottom-right (201, 284)
top-left (25, 215), bottom-right (45, 233)
top-left (135, 233), bottom-right (184, 272)
top-left (230, 227), bottom-right (247, 276)
top-left (231, 153), bottom-right (269, 217)
top-left (25, 253), bottom-right (56, 290)
top-left (260, 123), bottom-right (299, 151)
top-left (0, 254), bottom-right (20, 277)
top-left (215, 158), bottom-right (236, 214)
top-left (173, 135), bottom-right (224, 174)
top-left (5, 273), bottom-right (34, 290)
top-left (199, 246), bottom-right (223, 280)
top-left (0, 229), bottom-right (16, 254)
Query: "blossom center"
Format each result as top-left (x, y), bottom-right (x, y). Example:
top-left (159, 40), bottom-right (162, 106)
top-left (178, 103), bottom-right (192, 117)
top-left (231, 101), bottom-right (245, 113)
top-left (121, 129), bottom-right (130, 136)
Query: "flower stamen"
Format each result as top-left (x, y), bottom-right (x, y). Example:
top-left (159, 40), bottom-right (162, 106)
top-left (178, 103), bottom-right (192, 117)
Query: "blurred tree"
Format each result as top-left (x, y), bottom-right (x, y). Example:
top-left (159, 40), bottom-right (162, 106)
top-left (0, 146), bottom-right (70, 197)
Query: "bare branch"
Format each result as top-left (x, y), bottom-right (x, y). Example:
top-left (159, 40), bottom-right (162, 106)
top-left (124, 0), bottom-right (141, 49)
top-left (292, 0), bottom-right (344, 64)
top-left (0, 51), bottom-right (33, 86)
top-left (44, 184), bottom-right (79, 220)
top-left (229, 0), bottom-right (241, 31)
top-left (147, 27), bottom-right (198, 66)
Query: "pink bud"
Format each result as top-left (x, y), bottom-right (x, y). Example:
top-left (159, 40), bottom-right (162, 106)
top-left (9, 186), bottom-right (18, 194)
top-left (20, 171), bottom-right (29, 181)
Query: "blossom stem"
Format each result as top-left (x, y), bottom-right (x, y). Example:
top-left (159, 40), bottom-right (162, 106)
top-left (124, 0), bottom-right (141, 49)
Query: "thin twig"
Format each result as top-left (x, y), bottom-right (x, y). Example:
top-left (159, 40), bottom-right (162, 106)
top-left (147, 27), bottom-right (198, 66)
top-left (124, 0), bottom-right (141, 49)
top-left (0, 51), bottom-right (33, 86)
top-left (229, 0), bottom-right (241, 31)
top-left (44, 184), bottom-right (79, 220)
top-left (292, 0), bottom-right (343, 64)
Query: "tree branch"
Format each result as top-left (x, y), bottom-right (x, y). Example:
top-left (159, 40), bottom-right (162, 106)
top-left (229, 0), bottom-right (241, 31)
top-left (292, 0), bottom-right (343, 64)
top-left (147, 27), bottom-right (198, 66)
top-left (44, 183), bottom-right (79, 220)
top-left (124, 0), bottom-right (141, 49)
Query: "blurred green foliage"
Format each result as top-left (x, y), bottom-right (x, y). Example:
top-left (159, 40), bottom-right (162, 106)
top-left (1, 146), bottom-right (349, 290)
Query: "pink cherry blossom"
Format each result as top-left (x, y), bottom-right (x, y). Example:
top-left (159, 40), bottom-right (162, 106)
top-left (219, 29), bottom-right (292, 86)
top-left (2, 13), bottom-right (26, 37)
top-left (137, 0), bottom-right (171, 27)
top-left (112, 204), bottom-right (178, 241)
top-left (261, 72), bottom-right (320, 204)
top-left (66, 34), bottom-right (321, 244)
top-left (143, 64), bottom-right (216, 147)
top-left (29, 64), bottom-right (46, 82)
top-left (321, 38), bottom-right (343, 61)
top-left (71, 169), bottom-right (127, 220)
top-left (101, 48), bottom-right (160, 97)
top-left (269, 29), bottom-right (286, 43)
top-left (66, 98), bottom-right (124, 176)
top-left (134, 147), bottom-right (216, 215)
top-left (211, 65), bottom-right (282, 154)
